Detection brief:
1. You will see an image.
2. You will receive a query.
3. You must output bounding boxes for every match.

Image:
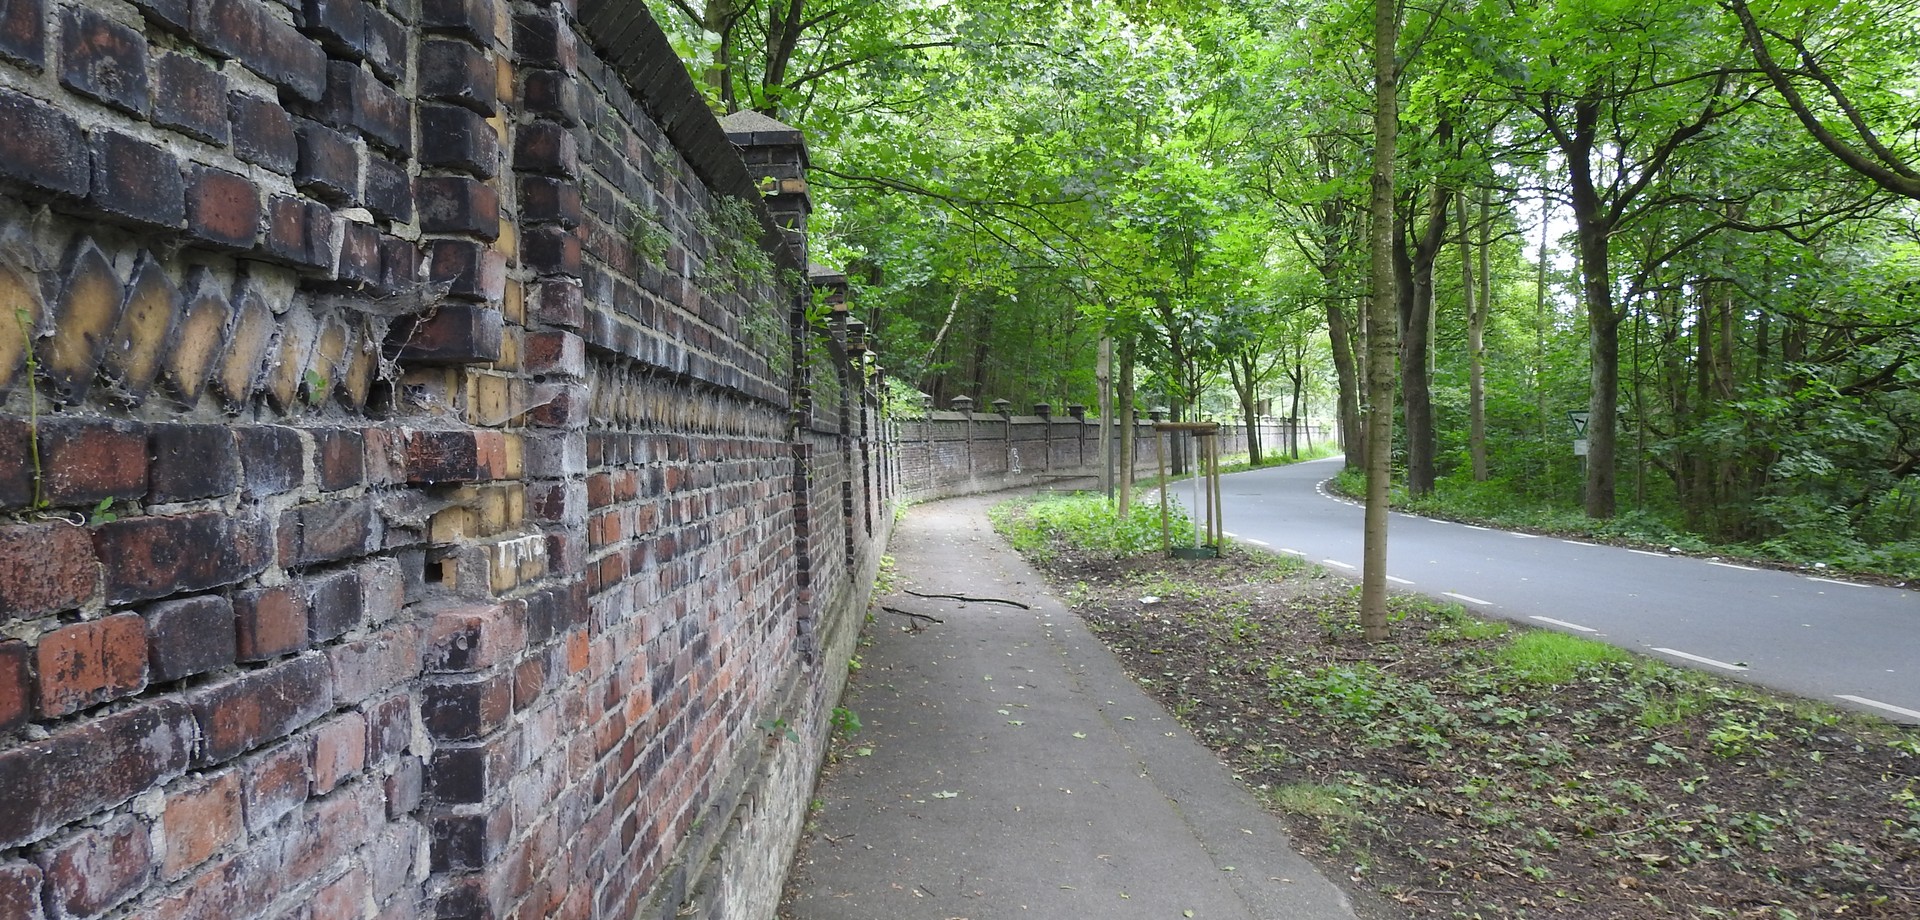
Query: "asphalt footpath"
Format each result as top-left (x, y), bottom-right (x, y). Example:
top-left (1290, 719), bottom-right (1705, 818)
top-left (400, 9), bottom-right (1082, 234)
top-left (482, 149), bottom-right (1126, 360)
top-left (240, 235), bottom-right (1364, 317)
top-left (780, 490), bottom-right (1360, 920)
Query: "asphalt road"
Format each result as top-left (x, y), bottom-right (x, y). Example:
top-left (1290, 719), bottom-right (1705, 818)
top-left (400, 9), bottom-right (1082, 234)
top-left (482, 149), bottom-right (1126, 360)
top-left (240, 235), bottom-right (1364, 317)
top-left (1203, 457), bottom-right (1920, 725)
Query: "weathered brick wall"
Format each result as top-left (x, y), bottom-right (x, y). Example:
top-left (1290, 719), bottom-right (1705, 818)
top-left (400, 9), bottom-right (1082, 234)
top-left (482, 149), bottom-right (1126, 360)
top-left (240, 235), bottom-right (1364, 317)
top-left (0, 0), bottom-right (887, 917)
top-left (892, 414), bottom-right (1163, 501)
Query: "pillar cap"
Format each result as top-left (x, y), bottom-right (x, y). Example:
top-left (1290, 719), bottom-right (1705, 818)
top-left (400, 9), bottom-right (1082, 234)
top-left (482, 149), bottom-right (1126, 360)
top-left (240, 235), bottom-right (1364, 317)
top-left (719, 110), bottom-right (810, 167)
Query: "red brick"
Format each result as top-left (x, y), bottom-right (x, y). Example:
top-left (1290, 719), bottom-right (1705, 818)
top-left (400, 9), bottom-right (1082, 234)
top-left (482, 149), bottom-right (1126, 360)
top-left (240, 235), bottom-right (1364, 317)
top-left (149, 423), bottom-right (240, 502)
top-left (89, 130), bottom-right (185, 229)
top-left (93, 510), bottom-right (272, 604)
top-left (185, 164), bottom-right (261, 250)
top-left (58, 7), bottom-right (149, 116)
top-left (0, 641), bottom-right (30, 731)
top-left (261, 194), bottom-right (337, 270)
top-left (329, 624), bottom-right (420, 706)
top-left (38, 417), bottom-right (148, 507)
top-left (310, 710), bottom-right (366, 795)
top-left (383, 754), bottom-right (422, 819)
top-left (0, 860), bottom-right (43, 920)
top-left (0, 0), bottom-right (44, 69)
top-left (236, 584), bottom-right (310, 661)
top-left (241, 740), bottom-right (310, 832)
top-left (0, 521), bottom-right (98, 617)
top-left (192, 0), bottom-right (327, 102)
top-left (529, 279), bottom-right (584, 328)
top-left (0, 699), bottom-right (195, 848)
top-left (0, 89), bottom-right (88, 198)
top-left (312, 866), bottom-right (370, 919)
top-left (417, 175), bottom-right (499, 238)
top-left (282, 781), bottom-right (380, 884)
top-left (189, 653), bottom-right (333, 766)
top-left (154, 51), bottom-right (230, 144)
top-left (390, 301), bottom-right (503, 363)
top-left (404, 429), bottom-right (482, 483)
top-left (334, 220), bottom-right (381, 287)
top-left (313, 428), bottom-right (365, 491)
top-left (424, 601), bottom-right (523, 673)
top-left (34, 814), bottom-right (153, 918)
top-left (144, 848), bottom-right (274, 920)
top-left (279, 497), bottom-right (382, 569)
top-left (36, 613), bottom-right (147, 718)
top-left (162, 770), bottom-right (242, 879)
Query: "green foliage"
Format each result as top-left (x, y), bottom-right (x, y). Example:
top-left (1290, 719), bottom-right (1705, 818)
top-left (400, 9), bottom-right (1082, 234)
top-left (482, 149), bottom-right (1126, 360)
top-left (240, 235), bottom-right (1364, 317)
top-left (1495, 632), bottom-right (1632, 686)
top-left (990, 492), bottom-right (1193, 561)
top-left (830, 706), bottom-right (862, 735)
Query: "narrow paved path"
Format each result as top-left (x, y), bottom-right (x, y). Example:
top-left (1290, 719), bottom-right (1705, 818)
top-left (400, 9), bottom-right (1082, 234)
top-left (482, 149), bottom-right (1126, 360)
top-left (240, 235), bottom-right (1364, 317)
top-left (1219, 458), bottom-right (1920, 725)
top-left (781, 491), bottom-right (1359, 920)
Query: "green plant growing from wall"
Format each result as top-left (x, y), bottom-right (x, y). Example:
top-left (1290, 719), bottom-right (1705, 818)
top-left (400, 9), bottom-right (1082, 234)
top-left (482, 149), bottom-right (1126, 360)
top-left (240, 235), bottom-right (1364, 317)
top-left (700, 196), bottom-right (776, 296)
top-left (627, 216), bottom-right (672, 270)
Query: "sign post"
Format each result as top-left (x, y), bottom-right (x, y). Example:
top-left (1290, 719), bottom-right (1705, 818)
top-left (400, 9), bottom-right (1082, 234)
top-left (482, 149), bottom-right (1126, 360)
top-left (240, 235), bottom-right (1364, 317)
top-left (1567, 410), bottom-right (1591, 503)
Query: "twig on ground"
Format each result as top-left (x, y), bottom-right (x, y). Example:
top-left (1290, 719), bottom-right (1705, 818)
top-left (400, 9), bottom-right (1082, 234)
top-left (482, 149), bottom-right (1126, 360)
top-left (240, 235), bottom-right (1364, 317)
top-left (904, 589), bottom-right (1031, 609)
top-left (881, 605), bottom-right (945, 625)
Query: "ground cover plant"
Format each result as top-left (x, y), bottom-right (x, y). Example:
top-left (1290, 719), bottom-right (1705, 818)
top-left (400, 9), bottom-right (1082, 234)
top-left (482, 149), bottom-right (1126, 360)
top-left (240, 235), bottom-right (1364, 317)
top-left (996, 492), bottom-right (1920, 919)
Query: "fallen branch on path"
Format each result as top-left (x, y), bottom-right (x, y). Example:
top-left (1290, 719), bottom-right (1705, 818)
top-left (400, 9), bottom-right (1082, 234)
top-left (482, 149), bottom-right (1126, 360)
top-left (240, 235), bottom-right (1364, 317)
top-left (881, 606), bottom-right (944, 626)
top-left (904, 589), bottom-right (1030, 609)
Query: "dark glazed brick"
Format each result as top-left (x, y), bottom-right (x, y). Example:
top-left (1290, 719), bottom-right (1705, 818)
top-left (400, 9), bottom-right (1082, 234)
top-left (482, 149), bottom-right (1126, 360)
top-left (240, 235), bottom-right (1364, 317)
top-left (236, 425), bottom-right (304, 496)
top-left (185, 165), bottom-right (260, 250)
top-left (390, 302), bottom-right (502, 365)
top-left (38, 417), bottom-right (148, 506)
top-left (59, 7), bottom-right (149, 116)
top-left (92, 511), bottom-right (272, 603)
top-left (523, 225), bottom-right (581, 276)
top-left (379, 234), bottom-right (419, 292)
top-left (417, 0), bottom-right (488, 43)
top-left (235, 585), bottom-right (308, 660)
top-left (193, 0), bottom-right (328, 102)
top-left (131, 0), bottom-right (191, 33)
top-left (145, 594), bottom-right (236, 681)
top-left (0, 0), bottom-right (45, 69)
top-left (231, 92), bottom-right (297, 173)
top-left (519, 176), bottom-right (579, 226)
top-left (418, 104), bottom-right (497, 177)
top-left (295, 118), bottom-right (359, 204)
top-left (513, 120), bottom-right (577, 177)
top-left (0, 700), bottom-right (195, 849)
top-left (149, 423), bottom-right (239, 502)
top-left (90, 131), bottom-right (184, 229)
top-left (304, 568), bottom-right (361, 641)
top-left (513, 9), bottom-right (573, 71)
top-left (521, 70), bottom-right (580, 125)
top-left (421, 674), bottom-right (508, 741)
top-left (262, 195), bottom-right (337, 269)
top-left (299, 0), bottom-right (364, 56)
top-left (416, 176), bottom-right (498, 238)
top-left (153, 52), bottom-right (230, 144)
top-left (362, 5), bottom-right (404, 80)
top-left (419, 39), bottom-right (492, 112)
top-left (402, 430), bottom-right (479, 483)
top-left (0, 89), bottom-right (88, 198)
top-left (320, 60), bottom-right (410, 151)
top-left (278, 496), bottom-right (380, 567)
top-left (364, 155), bottom-right (411, 222)
top-left (188, 653), bottom-right (332, 766)
top-left (336, 221), bottom-right (381, 287)
top-left (425, 238), bottom-right (504, 301)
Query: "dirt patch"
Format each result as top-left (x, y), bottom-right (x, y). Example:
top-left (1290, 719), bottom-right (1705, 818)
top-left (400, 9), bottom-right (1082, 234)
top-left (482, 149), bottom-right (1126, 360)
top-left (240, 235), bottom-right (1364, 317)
top-left (1021, 535), bottom-right (1920, 919)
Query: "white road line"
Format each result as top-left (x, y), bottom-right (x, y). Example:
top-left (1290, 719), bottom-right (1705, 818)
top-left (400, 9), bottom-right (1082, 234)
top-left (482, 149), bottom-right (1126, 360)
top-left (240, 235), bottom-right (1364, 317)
top-left (1280, 548), bottom-right (1305, 557)
top-left (1653, 647), bottom-right (1748, 671)
top-left (1529, 615), bottom-right (1597, 633)
top-left (1386, 575), bottom-right (1414, 585)
top-left (1510, 533), bottom-right (1540, 540)
top-left (1836, 695), bottom-right (1920, 721)
top-left (1245, 538), bottom-right (1270, 547)
top-left (1628, 549), bottom-right (1669, 558)
top-left (1807, 576), bottom-right (1868, 588)
top-left (1322, 559), bottom-right (1356, 569)
top-left (1443, 592), bottom-right (1492, 606)
top-left (1561, 539), bottom-right (1599, 546)
top-left (1708, 561), bottom-right (1757, 571)
top-left (1461, 524), bottom-right (1489, 531)
top-left (1224, 531), bottom-right (1238, 537)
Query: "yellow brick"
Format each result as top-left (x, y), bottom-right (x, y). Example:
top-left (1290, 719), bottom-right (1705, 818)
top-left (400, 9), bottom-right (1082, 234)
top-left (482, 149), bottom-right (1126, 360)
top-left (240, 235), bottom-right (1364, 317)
top-left (307, 315), bottom-right (349, 404)
top-left (495, 54), bottom-right (513, 106)
top-left (338, 322), bottom-right (377, 409)
top-left (495, 327), bottom-right (520, 371)
top-left (494, 218), bottom-right (518, 262)
top-left (105, 257), bottom-right (179, 401)
top-left (502, 280), bottom-right (525, 327)
top-left (217, 287), bottom-right (277, 405)
top-left (0, 264), bottom-right (43, 393)
top-left (502, 432), bottom-right (525, 479)
top-left (265, 310), bottom-right (315, 412)
top-left (46, 241), bottom-right (123, 402)
top-left (400, 367), bottom-right (460, 416)
top-left (430, 506), bottom-right (477, 543)
top-left (166, 272), bottom-right (232, 403)
top-left (469, 372), bottom-right (512, 426)
top-left (478, 486), bottom-right (508, 535)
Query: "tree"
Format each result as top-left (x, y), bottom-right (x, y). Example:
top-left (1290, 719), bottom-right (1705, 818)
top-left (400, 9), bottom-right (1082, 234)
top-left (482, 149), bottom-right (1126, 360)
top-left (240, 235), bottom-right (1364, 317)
top-left (1361, 0), bottom-right (1401, 641)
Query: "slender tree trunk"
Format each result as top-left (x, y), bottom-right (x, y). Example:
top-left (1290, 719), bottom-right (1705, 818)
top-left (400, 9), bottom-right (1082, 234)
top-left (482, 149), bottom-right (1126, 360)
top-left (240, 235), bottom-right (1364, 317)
top-left (1326, 299), bottom-right (1363, 468)
top-left (1466, 190), bottom-right (1489, 481)
top-left (1097, 334), bottom-right (1113, 498)
top-left (1120, 339), bottom-right (1136, 518)
top-left (1361, 0), bottom-right (1400, 641)
top-left (1395, 186), bottom-right (1449, 497)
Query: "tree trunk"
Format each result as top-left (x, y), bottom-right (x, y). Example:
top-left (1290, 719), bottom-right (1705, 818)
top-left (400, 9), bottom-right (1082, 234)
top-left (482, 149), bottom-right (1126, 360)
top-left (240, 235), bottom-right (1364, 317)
top-left (1395, 185), bottom-right (1450, 498)
top-left (1361, 0), bottom-right (1400, 641)
top-left (1097, 334), bottom-right (1113, 498)
top-left (1119, 339), bottom-right (1136, 517)
top-left (1466, 189), bottom-right (1489, 481)
top-left (1326, 299), bottom-right (1363, 468)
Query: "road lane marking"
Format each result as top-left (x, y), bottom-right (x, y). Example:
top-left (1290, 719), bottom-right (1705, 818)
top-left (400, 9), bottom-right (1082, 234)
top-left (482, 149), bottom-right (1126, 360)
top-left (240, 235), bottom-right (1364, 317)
top-left (1245, 538), bottom-right (1270, 546)
top-left (1322, 559), bottom-right (1355, 569)
top-left (1530, 616), bottom-right (1597, 633)
top-left (1510, 533), bottom-right (1539, 539)
top-left (1386, 575), bottom-right (1414, 585)
top-left (1224, 531), bottom-right (1238, 537)
top-left (1443, 592), bottom-right (1492, 606)
top-left (1708, 561), bottom-right (1757, 571)
top-left (1807, 576), bottom-right (1868, 588)
top-left (1653, 648), bottom-right (1747, 671)
top-left (1562, 539), bottom-right (1599, 547)
top-left (1628, 549), bottom-right (1668, 558)
top-left (1280, 548), bottom-right (1305, 556)
top-left (1836, 695), bottom-right (1920, 721)
top-left (1461, 524), bottom-right (1489, 531)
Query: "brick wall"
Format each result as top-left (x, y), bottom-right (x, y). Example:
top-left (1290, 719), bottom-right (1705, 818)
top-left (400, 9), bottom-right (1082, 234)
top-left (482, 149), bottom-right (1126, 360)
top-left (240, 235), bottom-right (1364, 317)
top-left (0, 0), bottom-right (887, 917)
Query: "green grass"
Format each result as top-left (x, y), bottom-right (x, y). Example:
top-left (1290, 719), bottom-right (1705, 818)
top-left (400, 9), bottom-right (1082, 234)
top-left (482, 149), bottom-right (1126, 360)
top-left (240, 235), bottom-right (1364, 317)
top-left (1496, 631), bottom-right (1633, 686)
top-left (990, 492), bottom-right (1192, 560)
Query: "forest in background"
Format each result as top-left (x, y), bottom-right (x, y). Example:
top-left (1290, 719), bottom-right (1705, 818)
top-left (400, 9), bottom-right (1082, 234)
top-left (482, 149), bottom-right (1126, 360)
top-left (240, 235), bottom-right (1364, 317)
top-left (643, 0), bottom-right (1920, 575)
